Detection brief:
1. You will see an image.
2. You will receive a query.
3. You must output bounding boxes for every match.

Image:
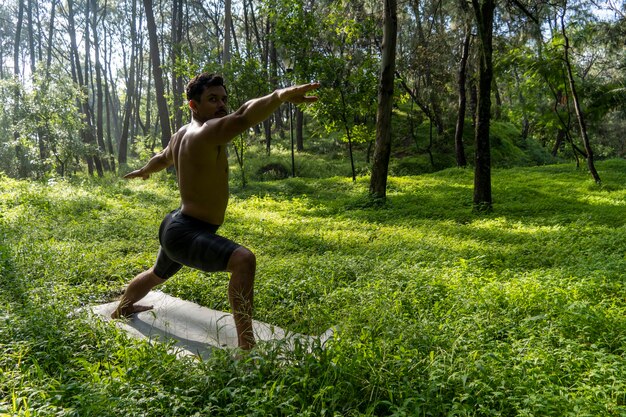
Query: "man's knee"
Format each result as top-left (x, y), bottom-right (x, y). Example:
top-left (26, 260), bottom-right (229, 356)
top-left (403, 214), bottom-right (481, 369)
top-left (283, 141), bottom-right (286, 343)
top-left (227, 247), bottom-right (256, 273)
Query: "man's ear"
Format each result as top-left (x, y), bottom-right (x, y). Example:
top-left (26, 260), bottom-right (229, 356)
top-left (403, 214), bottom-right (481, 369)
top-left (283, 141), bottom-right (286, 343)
top-left (188, 99), bottom-right (197, 113)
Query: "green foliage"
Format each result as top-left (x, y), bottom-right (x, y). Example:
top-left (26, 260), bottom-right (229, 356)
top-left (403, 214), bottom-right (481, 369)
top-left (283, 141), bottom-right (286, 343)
top-left (0, 67), bottom-right (87, 178)
top-left (1, 160), bottom-right (626, 415)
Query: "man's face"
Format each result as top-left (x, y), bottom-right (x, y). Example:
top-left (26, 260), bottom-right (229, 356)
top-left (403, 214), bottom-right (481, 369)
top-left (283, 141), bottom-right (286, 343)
top-left (190, 85), bottom-right (228, 122)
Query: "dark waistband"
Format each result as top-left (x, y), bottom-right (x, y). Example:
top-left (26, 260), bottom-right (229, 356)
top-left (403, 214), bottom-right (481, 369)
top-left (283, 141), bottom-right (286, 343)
top-left (170, 208), bottom-right (220, 232)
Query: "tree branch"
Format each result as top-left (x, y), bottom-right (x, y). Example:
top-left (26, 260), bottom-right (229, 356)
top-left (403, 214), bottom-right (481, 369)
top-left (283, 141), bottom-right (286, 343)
top-left (509, 0), bottom-right (539, 25)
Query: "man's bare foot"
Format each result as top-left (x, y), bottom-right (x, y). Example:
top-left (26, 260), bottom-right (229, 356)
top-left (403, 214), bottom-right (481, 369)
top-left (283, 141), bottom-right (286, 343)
top-left (111, 304), bottom-right (154, 319)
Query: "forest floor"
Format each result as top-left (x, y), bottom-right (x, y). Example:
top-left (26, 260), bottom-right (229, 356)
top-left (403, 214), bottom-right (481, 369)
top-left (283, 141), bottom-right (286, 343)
top-left (1, 159), bottom-right (625, 416)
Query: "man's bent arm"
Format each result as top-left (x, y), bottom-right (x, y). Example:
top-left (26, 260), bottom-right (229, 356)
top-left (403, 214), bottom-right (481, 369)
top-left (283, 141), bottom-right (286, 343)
top-left (124, 148), bottom-right (174, 180)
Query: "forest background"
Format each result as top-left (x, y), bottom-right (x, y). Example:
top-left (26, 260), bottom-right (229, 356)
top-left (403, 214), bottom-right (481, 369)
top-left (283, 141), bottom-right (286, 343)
top-left (1, 0), bottom-right (626, 415)
top-left (0, 0), bottom-right (624, 189)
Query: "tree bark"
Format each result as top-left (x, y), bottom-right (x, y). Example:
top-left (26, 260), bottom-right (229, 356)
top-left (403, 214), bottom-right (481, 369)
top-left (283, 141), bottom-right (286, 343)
top-left (296, 106), bottom-right (304, 151)
top-left (144, 0), bottom-right (172, 149)
top-left (454, 26), bottom-right (471, 168)
top-left (119, 0), bottom-right (138, 165)
top-left (92, 0), bottom-right (110, 171)
top-left (369, 0), bottom-right (397, 199)
top-left (223, 0), bottom-right (232, 64)
top-left (14, 0), bottom-right (28, 177)
top-left (172, 0), bottom-right (184, 129)
top-left (471, 0), bottom-right (495, 211)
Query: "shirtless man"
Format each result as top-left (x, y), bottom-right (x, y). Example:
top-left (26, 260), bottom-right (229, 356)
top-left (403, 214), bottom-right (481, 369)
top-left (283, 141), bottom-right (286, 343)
top-left (112, 73), bottom-right (319, 350)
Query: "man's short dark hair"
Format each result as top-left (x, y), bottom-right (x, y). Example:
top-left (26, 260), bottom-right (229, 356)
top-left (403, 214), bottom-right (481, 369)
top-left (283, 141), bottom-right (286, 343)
top-left (186, 73), bottom-right (226, 101)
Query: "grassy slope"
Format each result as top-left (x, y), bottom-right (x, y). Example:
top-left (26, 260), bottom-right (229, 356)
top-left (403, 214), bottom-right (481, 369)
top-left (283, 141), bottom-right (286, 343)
top-left (0, 159), bottom-right (625, 416)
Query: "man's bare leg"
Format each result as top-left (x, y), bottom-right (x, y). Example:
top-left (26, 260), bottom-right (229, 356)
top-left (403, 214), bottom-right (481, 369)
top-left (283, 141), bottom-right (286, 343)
top-left (227, 247), bottom-right (256, 350)
top-left (111, 268), bottom-right (167, 318)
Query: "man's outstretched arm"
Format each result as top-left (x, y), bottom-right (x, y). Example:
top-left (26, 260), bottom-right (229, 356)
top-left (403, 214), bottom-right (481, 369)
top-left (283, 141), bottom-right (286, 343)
top-left (192, 82), bottom-right (320, 145)
top-left (124, 147), bottom-right (174, 180)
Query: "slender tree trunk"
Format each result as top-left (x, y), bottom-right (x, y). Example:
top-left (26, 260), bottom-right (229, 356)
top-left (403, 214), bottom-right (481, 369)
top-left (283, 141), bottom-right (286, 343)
top-left (26, 0), bottom-right (36, 72)
top-left (471, 0), bottom-right (495, 211)
top-left (369, 0), bottom-right (397, 199)
top-left (454, 26), bottom-right (471, 168)
top-left (119, 0), bottom-right (138, 165)
top-left (144, 0), bottom-right (172, 148)
top-left (68, 0), bottom-right (103, 176)
top-left (493, 78), bottom-right (502, 119)
top-left (92, 0), bottom-right (110, 171)
top-left (172, 0), bottom-right (184, 129)
top-left (27, 0), bottom-right (49, 170)
top-left (223, 0), bottom-right (232, 64)
top-left (469, 76), bottom-right (478, 127)
top-left (552, 128), bottom-right (565, 156)
top-left (339, 90), bottom-right (356, 182)
top-left (560, 11), bottom-right (601, 184)
top-left (14, 0), bottom-right (28, 177)
top-left (411, 0), bottom-right (444, 135)
top-left (296, 107), bottom-right (304, 151)
top-left (45, 0), bottom-right (56, 77)
top-left (263, 18), bottom-right (273, 154)
top-left (105, 31), bottom-right (121, 142)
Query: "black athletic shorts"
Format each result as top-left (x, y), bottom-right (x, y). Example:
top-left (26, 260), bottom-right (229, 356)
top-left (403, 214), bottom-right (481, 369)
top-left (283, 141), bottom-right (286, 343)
top-left (153, 209), bottom-right (240, 279)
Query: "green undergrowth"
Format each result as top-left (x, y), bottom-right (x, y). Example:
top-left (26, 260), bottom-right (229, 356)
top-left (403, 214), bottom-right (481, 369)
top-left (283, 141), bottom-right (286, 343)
top-left (1, 159), bottom-right (625, 416)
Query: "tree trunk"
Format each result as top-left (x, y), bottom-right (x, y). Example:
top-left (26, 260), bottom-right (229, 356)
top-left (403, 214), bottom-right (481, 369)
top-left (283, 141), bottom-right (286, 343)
top-left (144, 0), bottom-right (172, 149)
top-left (14, 0), bottom-right (28, 177)
top-left (369, 0), bottom-right (397, 199)
top-left (454, 26), bottom-right (471, 168)
top-left (223, 0), bottom-right (232, 64)
top-left (119, 0), bottom-right (138, 165)
top-left (26, 0), bottom-right (36, 72)
top-left (296, 106), bottom-right (304, 151)
top-left (172, 0), bottom-right (184, 129)
top-left (67, 0), bottom-right (103, 176)
top-left (560, 11), bottom-right (601, 184)
top-left (92, 0), bottom-right (110, 171)
top-left (45, 0), bottom-right (56, 77)
top-left (471, 0), bottom-right (495, 212)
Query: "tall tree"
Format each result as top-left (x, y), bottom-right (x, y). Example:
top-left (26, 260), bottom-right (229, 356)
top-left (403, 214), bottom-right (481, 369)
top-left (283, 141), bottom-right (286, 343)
top-left (91, 0), bottom-right (110, 171)
top-left (454, 23), bottom-right (471, 168)
top-left (471, 0), bottom-right (495, 211)
top-left (171, 0), bottom-right (184, 130)
top-left (66, 0), bottom-right (104, 177)
top-left (13, 0), bottom-right (28, 177)
top-left (118, 0), bottom-right (138, 165)
top-left (559, 5), bottom-right (601, 184)
top-left (144, 0), bottom-right (172, 149)
top-left (370, 0), bottom-right (398, 199)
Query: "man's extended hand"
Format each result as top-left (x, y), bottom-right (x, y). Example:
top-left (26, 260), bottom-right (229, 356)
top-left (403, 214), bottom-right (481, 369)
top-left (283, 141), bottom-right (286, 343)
top-left (277, 82), bottom-right (320, 105)
top-left (124, 169), bottom-right (149, 180)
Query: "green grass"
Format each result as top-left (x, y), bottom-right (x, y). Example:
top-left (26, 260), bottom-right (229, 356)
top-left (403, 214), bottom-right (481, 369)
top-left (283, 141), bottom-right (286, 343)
top-left (1, 159), bottom-right (625, 416)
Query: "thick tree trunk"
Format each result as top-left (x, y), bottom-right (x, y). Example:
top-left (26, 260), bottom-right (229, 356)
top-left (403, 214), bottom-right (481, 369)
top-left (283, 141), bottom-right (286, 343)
top-left (144, 0), bottom-right (172, 149)
top-left (369, 0), bottom-right (397, 199)
top-left (471, 0), bottom-right (495, 212)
